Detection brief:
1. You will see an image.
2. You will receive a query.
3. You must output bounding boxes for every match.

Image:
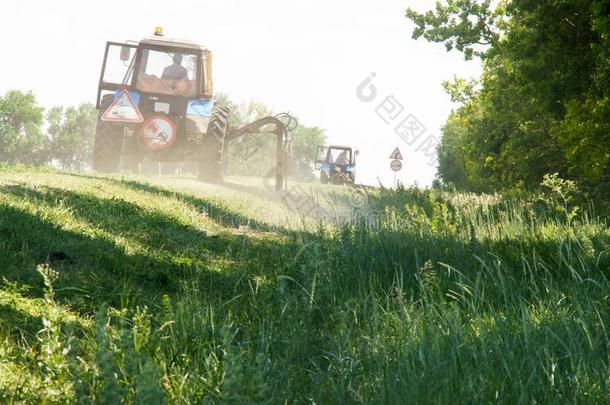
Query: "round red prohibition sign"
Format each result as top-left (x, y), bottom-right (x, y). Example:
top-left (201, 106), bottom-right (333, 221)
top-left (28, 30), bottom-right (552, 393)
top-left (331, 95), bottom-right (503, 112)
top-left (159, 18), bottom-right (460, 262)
top-left (140, 115), bottom-right (177, 150)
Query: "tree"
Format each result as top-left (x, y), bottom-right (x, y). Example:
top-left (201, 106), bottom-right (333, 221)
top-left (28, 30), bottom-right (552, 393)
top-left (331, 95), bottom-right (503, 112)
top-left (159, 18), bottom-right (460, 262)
top-left (0, 90), bottom-right (45, 165)
top-left (46, 103), bottom-right (97, 170)
top-left (290, 126), bottom-right (326, 181)
top-left (408, 0), bottom-right (610, 197)
top-left (406, 0), bottom-right (504, 60)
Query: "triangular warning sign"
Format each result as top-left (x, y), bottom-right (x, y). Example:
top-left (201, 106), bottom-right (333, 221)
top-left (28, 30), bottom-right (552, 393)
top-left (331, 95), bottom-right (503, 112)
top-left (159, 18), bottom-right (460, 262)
top-left (101, 90), bottom-right (144, 123)
top-left (390, 147), bottom-right (403, 160)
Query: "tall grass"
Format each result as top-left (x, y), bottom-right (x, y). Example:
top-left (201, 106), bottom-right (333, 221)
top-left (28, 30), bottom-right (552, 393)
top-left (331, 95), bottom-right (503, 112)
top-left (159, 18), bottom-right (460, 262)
top-left (0, 168), bottom-right (608, 403)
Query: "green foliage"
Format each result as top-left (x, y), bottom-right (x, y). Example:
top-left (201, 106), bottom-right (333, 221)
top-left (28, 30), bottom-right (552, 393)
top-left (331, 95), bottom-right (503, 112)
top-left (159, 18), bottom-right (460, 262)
top-left (46, 103), bottom-right (97, 170)
top-left (0, 90), bottom-right (45, 165)
top-left (0, 91), bottom-right (98, 170)
top-left (406, 0), bottom-right (504, 60)
top-left (408, 1), bottom-right (610, 198)
top-left (95, 307), bottom-right (123, 404)
top-left (555, 97), bottom-right (610, 181)
top-left (37, 265), bottom-right (74, 401)
top-left (0, 168), bottom-right (608, 402)
top-left (289, 125), bottom-right (326, 181)
top-left (540, 173), bottom-right (581, 223)
top-left (442, 75), bottom-right (478, 104)
top-left (135, 357), bottom-right (166, 405)
top-left (220, 327), bottom-right (272, 404)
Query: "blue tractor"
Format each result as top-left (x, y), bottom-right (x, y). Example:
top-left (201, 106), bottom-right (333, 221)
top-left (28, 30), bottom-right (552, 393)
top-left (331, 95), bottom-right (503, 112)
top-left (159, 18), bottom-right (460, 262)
top-left (315, 145), bottom-right (358, 185)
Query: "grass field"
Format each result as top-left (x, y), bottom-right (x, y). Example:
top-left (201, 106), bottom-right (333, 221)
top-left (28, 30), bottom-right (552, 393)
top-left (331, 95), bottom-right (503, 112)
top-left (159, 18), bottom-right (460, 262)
top-left (0, 166), bottom-right (608, 403)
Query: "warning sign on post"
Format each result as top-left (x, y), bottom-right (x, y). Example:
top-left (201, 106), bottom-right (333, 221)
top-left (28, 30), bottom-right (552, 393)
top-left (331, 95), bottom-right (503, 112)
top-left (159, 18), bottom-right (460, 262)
top-left (390, 147), bottom-right (403, 160)
top-left (101, 90), bottom-right (144, 123)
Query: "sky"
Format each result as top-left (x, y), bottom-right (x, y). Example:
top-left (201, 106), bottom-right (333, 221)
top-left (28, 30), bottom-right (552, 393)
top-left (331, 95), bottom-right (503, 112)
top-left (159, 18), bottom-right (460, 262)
top-left (0, 0), bottom-right (482, 187)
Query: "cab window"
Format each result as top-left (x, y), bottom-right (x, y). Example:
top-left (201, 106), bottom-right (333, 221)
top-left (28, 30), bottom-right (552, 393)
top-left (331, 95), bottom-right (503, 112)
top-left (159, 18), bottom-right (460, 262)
top-left (102, 44), bottom-right (136, 85)
top-left (136, 49), bottom-right (198, 96)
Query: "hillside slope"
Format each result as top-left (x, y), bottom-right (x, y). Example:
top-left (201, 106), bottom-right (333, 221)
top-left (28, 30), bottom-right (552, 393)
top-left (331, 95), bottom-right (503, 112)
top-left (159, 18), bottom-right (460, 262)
top-left (0, 167), bottom-right (609, 403)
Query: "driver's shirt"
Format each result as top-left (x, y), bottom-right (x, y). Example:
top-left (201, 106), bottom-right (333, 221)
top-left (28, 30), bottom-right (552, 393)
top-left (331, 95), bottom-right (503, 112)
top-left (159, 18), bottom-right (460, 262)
top-left (335, 154), bottom-right (349, 165)
top-left (162, 64), bottom-right (188, 81)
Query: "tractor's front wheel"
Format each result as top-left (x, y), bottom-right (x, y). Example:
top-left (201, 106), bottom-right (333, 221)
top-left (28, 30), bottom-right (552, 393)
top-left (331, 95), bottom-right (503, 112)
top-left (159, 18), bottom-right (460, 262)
top-left (93, 120), bottom-right (123, 173)
top-left (199, 106), bottom-right (229, 183)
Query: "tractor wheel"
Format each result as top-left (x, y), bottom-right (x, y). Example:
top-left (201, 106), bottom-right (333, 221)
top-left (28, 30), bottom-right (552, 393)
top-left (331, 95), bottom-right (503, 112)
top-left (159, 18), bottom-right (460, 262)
top-left (199, 105), bottom-right (229, 183)
top-left (93, 94), bottom-right (123, 173)
top-left (330, 167), bottom-right (344, 185)
top-left (320, 171), bottom-right (329, 184)
top-left (93, 120), bottom-right (123, 173)
top-left (123, 134), bottom-right (143, 174)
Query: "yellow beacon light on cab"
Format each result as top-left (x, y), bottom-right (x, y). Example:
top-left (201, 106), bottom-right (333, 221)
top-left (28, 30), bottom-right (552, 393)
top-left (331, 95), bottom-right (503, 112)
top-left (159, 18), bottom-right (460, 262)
top-left (154, 26), bottom-right (164, 36)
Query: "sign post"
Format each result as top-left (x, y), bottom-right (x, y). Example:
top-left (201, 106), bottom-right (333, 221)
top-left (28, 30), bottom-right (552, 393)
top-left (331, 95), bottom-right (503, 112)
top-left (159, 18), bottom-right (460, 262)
top-left (390, 147), bottom-right (403, 187)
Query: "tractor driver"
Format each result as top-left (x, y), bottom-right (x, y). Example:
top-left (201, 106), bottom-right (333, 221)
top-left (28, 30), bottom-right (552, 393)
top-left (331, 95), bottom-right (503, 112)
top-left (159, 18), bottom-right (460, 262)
top-left (335, 150), bottom-right (349, 165)
top-left (162, 54), bottom-right (188, 83)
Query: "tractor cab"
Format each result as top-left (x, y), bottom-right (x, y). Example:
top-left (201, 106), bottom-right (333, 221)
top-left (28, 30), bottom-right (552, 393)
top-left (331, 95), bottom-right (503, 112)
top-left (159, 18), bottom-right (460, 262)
top-left (97, 28), bottom-right (212, 111)
top-left (315, 145), bottom-right (358, 184)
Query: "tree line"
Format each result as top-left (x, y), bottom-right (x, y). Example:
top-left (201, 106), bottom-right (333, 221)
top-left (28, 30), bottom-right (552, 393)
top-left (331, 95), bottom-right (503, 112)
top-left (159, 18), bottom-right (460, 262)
top-left (407, 0), bottom-right (609, 199)
top-left (0, 90), bottom-right (96, 170)
top-left (0, 90), bottom-right (326, 181)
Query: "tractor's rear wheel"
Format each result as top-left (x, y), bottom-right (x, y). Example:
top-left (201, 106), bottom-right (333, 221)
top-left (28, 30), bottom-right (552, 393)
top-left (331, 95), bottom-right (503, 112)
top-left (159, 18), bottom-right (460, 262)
top-left (320, 171), bottom-right (329, 184)
top-left (123, 134), bottom-right (143, 174)
top-left (93, 94), bottom-right (123, 173)
top-left (199, 106), bottom-right (229, 183)
top-left (93, 121), bottom-right (123, 173)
